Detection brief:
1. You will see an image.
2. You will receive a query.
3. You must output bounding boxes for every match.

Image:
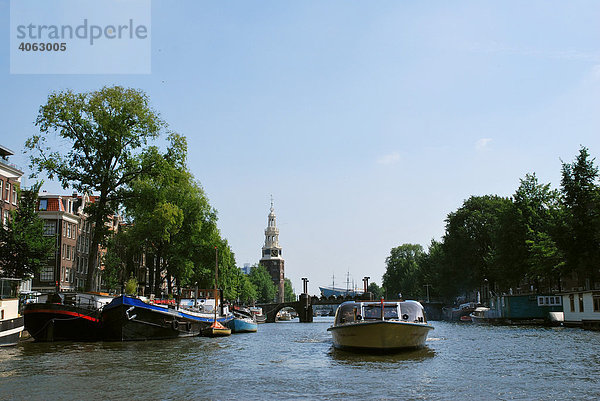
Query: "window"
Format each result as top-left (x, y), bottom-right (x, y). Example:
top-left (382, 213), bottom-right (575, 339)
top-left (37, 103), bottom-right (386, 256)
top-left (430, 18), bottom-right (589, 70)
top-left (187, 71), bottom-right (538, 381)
top-left (43, 221), bottom-right (56, 236)
top-left (537, 296), bottom-right (562, 306)
top-left (569, 295), bottom-right (575, 312)
top-left (5, 182), bottom-right (10, 201)
top-left (39, 199), bottom-right (48, 211)
top-left (594, 296), bottom-right (600, 313)
top-left (40, 266), bottom-right (54, 281)
top-left (0, 181), bottom-right (3, 199)
top-left (62, 244), bottom-right (66, 259)
top-left (3, 210), bottom-right (9, 228)
top-left (12, 186), bottom-right (16, 205)
top-left (579, 293), bottom-right (584, 313)
top-left (67, 224), bottom-right (71, 238)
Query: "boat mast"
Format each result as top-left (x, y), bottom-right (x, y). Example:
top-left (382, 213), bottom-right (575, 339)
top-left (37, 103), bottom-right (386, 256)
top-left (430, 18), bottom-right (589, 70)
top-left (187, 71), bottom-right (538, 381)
top-left (214, 246), bottom-right (218, 323)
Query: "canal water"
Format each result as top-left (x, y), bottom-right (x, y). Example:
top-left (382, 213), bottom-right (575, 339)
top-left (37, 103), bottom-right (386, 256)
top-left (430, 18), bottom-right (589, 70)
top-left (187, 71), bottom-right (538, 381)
top-left (1, 318), bottom-right (599, 400)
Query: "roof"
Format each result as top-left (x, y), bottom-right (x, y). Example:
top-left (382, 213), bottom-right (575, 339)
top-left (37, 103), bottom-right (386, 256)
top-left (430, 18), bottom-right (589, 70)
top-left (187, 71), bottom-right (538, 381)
top-left (0, 144), bottom-right (15, 158)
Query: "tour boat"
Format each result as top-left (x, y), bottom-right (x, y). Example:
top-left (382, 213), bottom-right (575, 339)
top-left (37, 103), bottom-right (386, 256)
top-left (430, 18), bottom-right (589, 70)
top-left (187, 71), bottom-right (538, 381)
top-left (23, 292), bottom-right (113, 342)
top-left (327, 300), bottom-right (433, 351)
top-left (277, 310), bottom-right (292, 321)
top-left (469, 306), bottom-right (491, 324)
top-left (101, 295), bottom-right (233, 341)
top-left (0, 278), bottom-right (24, 347)
top-left (227, 307), bottom-right (258, 333)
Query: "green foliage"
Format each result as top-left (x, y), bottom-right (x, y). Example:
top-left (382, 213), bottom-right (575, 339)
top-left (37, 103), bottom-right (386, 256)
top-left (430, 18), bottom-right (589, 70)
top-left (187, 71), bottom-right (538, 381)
top-left (284, 278), bottom-right (296, 302)
top-left (249, 264), bottom-right (276, 303)
top-left (125, 275), bottom-right (138, 295)
top-left (102, 227), bottom-right (142, 292)
top-left (27, 86), bottom-right (166, 291)
top-left (235, 271), bottom-right (257, 304)
top-left (0, 183), bottom-right (54, 279)
top-left (560, 146), bottom-right (600, 282)
top-left (367, 282), bottom-right (383, 299)
top-left (382, 244), bottom-right (424, 300)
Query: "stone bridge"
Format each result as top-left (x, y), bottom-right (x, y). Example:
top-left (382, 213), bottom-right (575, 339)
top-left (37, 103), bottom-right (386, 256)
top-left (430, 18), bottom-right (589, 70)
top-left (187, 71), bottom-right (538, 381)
top-left (257, 292), bottom-right (374, 323)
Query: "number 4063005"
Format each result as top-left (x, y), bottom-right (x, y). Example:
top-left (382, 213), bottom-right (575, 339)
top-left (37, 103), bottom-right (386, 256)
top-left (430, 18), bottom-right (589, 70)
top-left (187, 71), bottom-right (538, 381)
top-left (18, 42), bottom-right (67, 51)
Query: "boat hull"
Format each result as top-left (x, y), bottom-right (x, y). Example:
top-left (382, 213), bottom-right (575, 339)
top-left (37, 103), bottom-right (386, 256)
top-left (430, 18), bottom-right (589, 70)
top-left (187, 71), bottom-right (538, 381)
top-left (328, 321), bottom-right (433, 351)
top-left (102, 296), bottom-right (233, 341)
top-left (0, 316), bottom-right (24, 346)
top-left (469, 314), bottom-right (490, 324)
top-left (23, 303), bottom-right (102, 342)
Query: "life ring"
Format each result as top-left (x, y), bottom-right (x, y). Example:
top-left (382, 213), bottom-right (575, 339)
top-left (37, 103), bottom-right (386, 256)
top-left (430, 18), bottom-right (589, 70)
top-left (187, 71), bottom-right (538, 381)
top-left (402, 314), bottom-right (409, 320)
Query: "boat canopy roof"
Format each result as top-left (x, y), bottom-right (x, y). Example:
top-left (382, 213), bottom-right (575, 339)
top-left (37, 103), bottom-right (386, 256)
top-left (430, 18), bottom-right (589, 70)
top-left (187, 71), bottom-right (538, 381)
top-left (334, 300), bottom-right (427, 326)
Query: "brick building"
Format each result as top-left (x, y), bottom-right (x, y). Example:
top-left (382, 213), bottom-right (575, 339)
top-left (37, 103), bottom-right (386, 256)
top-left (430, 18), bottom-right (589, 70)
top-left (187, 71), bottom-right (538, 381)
top-left (0, 145), bottom-right (23, 227)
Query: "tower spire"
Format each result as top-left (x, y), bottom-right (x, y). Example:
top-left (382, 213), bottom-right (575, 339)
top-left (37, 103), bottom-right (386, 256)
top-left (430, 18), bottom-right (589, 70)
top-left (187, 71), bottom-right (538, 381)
top-left (260, 198), bottom-right (285, 303)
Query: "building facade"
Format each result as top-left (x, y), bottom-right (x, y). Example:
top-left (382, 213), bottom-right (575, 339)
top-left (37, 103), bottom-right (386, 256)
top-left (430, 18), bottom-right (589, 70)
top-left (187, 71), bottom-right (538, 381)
top-left (259, 200), bottom-right (285, 303)
top-left (0, 145), bottom-right (23, 228)
top-left (32, 192), bottom-right (118, 293)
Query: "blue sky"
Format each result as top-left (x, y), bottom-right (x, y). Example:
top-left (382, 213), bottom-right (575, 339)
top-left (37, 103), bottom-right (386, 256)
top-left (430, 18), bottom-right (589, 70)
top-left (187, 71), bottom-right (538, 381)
top-left (2, 1), bottom-right (600, 295)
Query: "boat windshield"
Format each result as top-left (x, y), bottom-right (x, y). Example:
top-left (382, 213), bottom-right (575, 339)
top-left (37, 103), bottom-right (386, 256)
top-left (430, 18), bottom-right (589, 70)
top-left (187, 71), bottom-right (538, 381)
top-left (399, 301), bottom-right (426, 323)
top-left (362, 304), bottom-right (398, 320)
top-left (334, 302), bottom-right (360, 325)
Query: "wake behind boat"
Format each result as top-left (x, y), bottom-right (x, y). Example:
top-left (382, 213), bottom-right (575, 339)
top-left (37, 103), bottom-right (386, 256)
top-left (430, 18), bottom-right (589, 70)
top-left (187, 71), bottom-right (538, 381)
top-left (102, 295), bottom-right (233, 341)
top-left (327, 300), bottom-right (433, 351)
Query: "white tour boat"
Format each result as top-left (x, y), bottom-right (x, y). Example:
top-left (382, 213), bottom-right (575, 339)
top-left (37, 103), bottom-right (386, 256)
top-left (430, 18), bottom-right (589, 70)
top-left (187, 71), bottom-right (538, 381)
top-left (327, 300), bottom-right (433, 351)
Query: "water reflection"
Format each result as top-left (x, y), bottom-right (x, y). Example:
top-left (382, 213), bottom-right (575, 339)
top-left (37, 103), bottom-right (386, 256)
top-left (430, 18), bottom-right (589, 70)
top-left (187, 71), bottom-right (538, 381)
top-left (329, 345), bottom-right (435, 364)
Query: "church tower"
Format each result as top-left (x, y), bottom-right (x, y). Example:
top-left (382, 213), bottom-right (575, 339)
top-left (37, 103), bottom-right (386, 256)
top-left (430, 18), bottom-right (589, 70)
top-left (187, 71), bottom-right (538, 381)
top-left (259, 198), bottom-right (285, 303)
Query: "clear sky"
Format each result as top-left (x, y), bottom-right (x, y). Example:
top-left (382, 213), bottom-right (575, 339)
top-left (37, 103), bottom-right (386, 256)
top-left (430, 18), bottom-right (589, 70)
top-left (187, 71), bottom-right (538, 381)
top-left (2, 1), bottom-right (599, 295)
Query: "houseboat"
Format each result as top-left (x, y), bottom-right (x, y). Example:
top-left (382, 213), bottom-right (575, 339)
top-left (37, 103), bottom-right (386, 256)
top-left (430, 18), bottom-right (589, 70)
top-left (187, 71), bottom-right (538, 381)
top-left (561, 290), bottom-right (600, 330)
top-left (102, 295), bottom-right (233, 341)
top-left (0, 278), bottom-right (24, 347)
top-left (23, 292), bottom-right (112, 342)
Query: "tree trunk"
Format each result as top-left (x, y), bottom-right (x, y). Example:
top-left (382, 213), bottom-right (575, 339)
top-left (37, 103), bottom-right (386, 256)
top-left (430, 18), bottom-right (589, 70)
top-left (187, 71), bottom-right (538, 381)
top-left (84, 209), bottom-right (105, 292)
top-left (166, 268), bottom-right (172, 296)
top-left (154, 247), bottom-right (162, 297)
top-left (148, 251), bottom-right (155, 296)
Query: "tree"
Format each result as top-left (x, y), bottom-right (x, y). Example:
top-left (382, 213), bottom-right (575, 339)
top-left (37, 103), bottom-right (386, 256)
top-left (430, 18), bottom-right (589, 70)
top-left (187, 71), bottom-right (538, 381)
top-left (26, 86), bottom-right (166, 291)
top-left (513, 173), bottom-right (565, 291)
top-left (248, 264), bottom-right (276, 303)
top-left (232, 270), bottom-right (257, 305)
top-left (283, 278), bottom-right (296, 302)
top-left (442, 195), bottom-right (513, 295)
top-left (0, 183), bottom-right (54, 279)
top-left (367, 282), bottom-right (383, 299)
top-left (560, 146), bottom-right (600, 285)
top-left (382, 244), bottom-right (424, 300)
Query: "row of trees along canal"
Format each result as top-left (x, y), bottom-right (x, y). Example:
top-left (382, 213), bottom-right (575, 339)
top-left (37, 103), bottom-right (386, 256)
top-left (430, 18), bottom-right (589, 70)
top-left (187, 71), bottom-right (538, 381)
top-left (0, 86), bottom-right (295, 304)
top-left (383, 146), bottom-right (600, 304)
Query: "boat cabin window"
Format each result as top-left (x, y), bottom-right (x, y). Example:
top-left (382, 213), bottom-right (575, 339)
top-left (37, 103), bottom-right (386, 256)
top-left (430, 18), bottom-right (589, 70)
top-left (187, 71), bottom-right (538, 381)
top-left (0, 279), bottom-right (19, 299)
top-left (362, 304), bottom-right (398, 320)
top-left (335, 302), bottom-right (360, 325)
